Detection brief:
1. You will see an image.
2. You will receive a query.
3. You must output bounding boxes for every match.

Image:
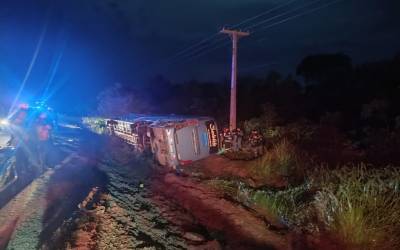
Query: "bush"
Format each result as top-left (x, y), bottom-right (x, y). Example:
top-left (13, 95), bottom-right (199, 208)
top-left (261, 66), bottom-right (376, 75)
top-left (250, 139), bottom-right (304, 184)
top-left (223, 150), bottom-right (255, 161)
top-left (206, 179), bottom-right (238, 198)
top-left (311, 165), bottom-right (400, 249)
top-left (252, 184), bottom-right (312, 226)
top-left (281, 120), bottom-right (316, 144)
top-left (243, 164), bottom-right (400, 249)
top-left (243, 103), bottom-right (283, 146)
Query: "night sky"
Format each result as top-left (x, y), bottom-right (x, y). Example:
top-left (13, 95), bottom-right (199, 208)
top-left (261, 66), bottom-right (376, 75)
top-left (0, 0), bottom-right (399, 112)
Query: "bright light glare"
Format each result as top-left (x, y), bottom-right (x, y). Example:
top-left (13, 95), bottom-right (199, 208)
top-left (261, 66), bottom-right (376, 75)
top-left (59, 123), bottom-right (81, 129)
top-left (0, 119), bottom-right (10, 126)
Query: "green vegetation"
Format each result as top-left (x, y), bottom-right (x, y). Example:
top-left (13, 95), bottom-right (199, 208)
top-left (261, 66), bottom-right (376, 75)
top-left (223, 150), bottom-right (255, 161)
top-left (206, 179), bottom-right (239, 198)
top-left (209, 164), bottom-right (400, 249)
top-left (242, 103), bottom-right (282, 144)
top-left (212, 128), bottom-right (400, 249)
top-left (310, 165), bottom-right (400, 249)
top-left (251, 184), bottom-right (311, 224)
top-left (250, 139), bottom-right (304, 185)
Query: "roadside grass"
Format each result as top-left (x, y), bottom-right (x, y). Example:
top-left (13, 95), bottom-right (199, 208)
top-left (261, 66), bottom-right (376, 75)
top-left (205, 177), bottom-right (312, 225)
top-left (223, 150), bottom-right (255, 161)
top-left (206, 179), bottom-right (238, 198)
top-left (311, 165), bottom-right (400, 249)
top-left (253, 165), bottom-right (400, 249)
top-left (249, 139), bottom-right (305, 185)
top-left (251, 184), bottom-right (312, 226)
top-left (208, 164), bottom-right (400, 249)
top-left (85, 116), bottom-right (400, 248)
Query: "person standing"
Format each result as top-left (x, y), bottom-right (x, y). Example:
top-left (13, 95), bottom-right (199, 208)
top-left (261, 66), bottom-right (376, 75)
top-left (236, 128), bottom-right (244, 151)
top-left (249, 129), bottom-right (264, 157)
top-left (231, 128), bottom-right (244, 151)
top-left (222, 128), bottom-right (233, 150)
top-left (231, 129), bottom-right (238, 151)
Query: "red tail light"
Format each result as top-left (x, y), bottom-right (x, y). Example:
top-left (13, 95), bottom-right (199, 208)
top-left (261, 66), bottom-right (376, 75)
top-left (179, 160), bottom-right (193, 166)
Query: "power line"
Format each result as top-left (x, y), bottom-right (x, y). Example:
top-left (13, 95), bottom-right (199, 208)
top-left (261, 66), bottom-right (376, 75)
top-left (166, 36), bottom-right (226, 65)
top-left (166, 0), bottom-right (299, 63)
top-left (169, 0), bottom-right (320, 63)
top-left (244, 0), bottom-right (325, 32)
top-left (168, 0), bottom-right (343, 66)
top-left (178, 39), bottom-right (231, 65)
top-left (235, 0), bottom-right (346, 77)
top-left (167, 9), bottom-right (296, 65)
top-left (240, 62), bottom-right (279, 73)
top-left (256, 0), bottom-right (344, 41)
top-left (230, 0), bottom-right (299, 29)
top-left (166, 32), bottom-right (220, 62)
top-left (173, 1), bottom-right (323, 63)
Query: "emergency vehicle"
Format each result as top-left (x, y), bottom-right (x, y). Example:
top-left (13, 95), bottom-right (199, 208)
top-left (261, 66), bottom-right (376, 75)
top-left (106, 115), bottom-right (219, 168)
top-left (0, 102), bottom-right (57, 146)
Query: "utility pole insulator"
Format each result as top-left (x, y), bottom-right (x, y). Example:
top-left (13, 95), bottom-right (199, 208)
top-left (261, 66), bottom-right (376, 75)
top-left (220, 28), bottom-right (250, 130)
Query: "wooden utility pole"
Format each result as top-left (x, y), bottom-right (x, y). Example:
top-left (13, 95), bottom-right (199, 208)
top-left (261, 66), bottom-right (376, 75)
top-left (220, 28), bottom-right (249, 130)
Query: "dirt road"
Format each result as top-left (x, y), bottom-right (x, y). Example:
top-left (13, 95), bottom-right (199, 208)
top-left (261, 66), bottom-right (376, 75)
top-left (0, 153), bottom-right (76, 249)
top-left (66, 138), bottom-right (290, 250)
top-left (0, 124), bottom-right (107, 250)
top-left (1, 122), bottom-right (291, 250)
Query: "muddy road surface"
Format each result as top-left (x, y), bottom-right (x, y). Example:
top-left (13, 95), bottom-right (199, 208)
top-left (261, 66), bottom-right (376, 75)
top-left (0, 123), bottom-right (106, 250)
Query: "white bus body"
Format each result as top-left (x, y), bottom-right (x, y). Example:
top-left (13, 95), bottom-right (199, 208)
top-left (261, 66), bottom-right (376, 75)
top-left (105, 115), bottom-right (219, 168)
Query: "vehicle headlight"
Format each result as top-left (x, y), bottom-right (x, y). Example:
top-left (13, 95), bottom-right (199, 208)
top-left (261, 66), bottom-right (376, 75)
top-left (0, 119), bottom-right (10, 126)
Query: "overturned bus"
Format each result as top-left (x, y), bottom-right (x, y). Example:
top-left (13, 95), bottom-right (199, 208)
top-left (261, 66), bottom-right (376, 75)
top-left (105, 115), bottom-right (219, 168)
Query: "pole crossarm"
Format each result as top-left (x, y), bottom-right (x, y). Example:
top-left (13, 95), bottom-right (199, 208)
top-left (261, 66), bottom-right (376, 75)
top-left (220, 28), bottom-right (250, 38)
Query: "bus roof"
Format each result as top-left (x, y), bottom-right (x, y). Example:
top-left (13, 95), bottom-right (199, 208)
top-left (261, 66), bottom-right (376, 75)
top-left (110, 114), bottom-right (215, 128)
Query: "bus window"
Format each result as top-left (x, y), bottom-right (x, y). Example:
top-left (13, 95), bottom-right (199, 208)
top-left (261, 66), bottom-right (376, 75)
top-left (201, 132), bottom-right (208, 147)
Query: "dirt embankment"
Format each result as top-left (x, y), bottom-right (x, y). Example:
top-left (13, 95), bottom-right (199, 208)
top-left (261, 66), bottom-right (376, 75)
top-left (191, 155), bottom-right (288, 189)
top-left (59, 137), bottom-right (291, 249)
top-left (152, 173), bottom-right (289, 250)
top-left (68, 168), bottom-right (289, 250)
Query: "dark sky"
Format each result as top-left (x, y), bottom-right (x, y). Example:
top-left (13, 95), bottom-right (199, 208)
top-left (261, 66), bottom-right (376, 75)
top-left (0, 0), bottom-right (399, 112)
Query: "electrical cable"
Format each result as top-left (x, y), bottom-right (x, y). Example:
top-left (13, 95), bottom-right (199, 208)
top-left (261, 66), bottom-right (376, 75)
top-left (256, 0), bottom-right (344, 40)
top-left (230, 0), bottom-right (299, 29)
top-left (166, 0), bottom-right (300, 63)
top-left (168, 0), bottom-right (343, 66)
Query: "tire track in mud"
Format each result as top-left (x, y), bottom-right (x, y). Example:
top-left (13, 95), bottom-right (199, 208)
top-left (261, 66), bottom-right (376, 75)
top-left (74, 134), bottom-right (289, 249)
top-left (99, 163), bottom-right (289, 250)
top-left (152, 173), bottom-right (290, 250)
top-left (97, 163), bottom-right (197, 250)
